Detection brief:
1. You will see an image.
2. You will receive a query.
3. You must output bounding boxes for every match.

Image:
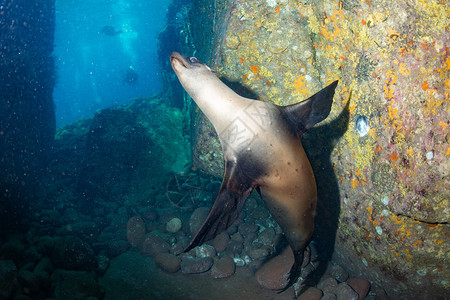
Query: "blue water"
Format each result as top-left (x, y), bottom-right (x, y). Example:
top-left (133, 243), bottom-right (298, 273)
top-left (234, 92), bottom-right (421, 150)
top-left (53, 0), bottom-right (171, 127)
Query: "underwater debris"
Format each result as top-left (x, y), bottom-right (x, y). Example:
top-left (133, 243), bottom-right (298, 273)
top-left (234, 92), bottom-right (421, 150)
top-left (164, 173), bottom-right (203, 209)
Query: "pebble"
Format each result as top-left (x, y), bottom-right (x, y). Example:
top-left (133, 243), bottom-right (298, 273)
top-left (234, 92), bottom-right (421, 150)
top-left (248, 247), bottom-right (270, 260)
top-left (226, 239), bottom-right (243, 255)
top-left (320, 294), bottom-right (337, 300)
top-left (140, 206), bottom-right (158, 222)
top-left (180, 257), bottom-right (213, 274)
top-left (103, 239), bottom-right (130, 258)
top-left (195, 244), bottom-right (216, 258)
top-left (298, 287), bottom-right (323, 300)
top-left (317, 276), bottom-right (338, 294)
top-left (213, 232), bottom-right (230, 252)
top-left (347, 277), bottom-right (371, 299)
top-left (96, 255), bottom-right (110, 276)
top-left (140, 233), bottom-right (170, 257)
top-left (17, 269), bottom-right (40, 293)
top-left (328, 263), bottom-right (349, 282)
top-left (226, 224), bottom-right (238, 235)
top-left (231, 232), bottom-right (244, 243)
top-left (211, 256), bottom-right (235, 279)
top-left (255, 246), bottom-right (293, 290)
top-left (336, 283), bottom-right (359, 300)
top-left (154, 253), bottom-right (181, 273)
top-left (256, 227), bottom-right (275, 246)
top-left (126, 216), bottom-right (146, 247)
top-left (50, 236), bottom-right (96, 270)
top-left (238, 223), bottom-right (259, 236)
top-left (166, 217), bottom-right (182, 233)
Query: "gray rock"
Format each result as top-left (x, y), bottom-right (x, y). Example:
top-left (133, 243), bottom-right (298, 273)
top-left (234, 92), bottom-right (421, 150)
top-left (238, 223), bottom-right (259, 236)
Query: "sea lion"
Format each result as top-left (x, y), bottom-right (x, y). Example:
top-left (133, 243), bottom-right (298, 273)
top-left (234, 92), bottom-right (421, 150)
top-left (170, 52), bottom-right (338, 292)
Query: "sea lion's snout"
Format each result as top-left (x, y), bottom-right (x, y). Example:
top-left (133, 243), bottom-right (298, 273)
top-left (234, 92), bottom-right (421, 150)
top-left (170, 52), bottom-right (206, 72)
top-left (170, 52), bottom-right (189, 69)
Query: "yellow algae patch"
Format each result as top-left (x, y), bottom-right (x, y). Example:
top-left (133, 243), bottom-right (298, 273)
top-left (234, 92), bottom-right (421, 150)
top-left (293, 74), bottom-right (310, 96)
top-left (399, 63), bottom-right (411, 76)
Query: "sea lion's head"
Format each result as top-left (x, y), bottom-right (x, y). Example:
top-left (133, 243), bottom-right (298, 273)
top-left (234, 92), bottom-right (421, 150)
top-left (170, 52), bottom-right (215, 98)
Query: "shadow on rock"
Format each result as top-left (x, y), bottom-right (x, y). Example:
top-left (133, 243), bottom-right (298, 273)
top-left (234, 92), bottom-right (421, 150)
top-left (301, 96), bottom-right (351, 289)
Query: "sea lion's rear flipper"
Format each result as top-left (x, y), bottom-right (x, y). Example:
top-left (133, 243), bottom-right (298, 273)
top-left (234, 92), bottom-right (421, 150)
top-left (281, 80), bottom-right (338, 136)
top-left (278, 250), bottom-right (305, 293)
top-left (184, 159), bottom-right (254, 252)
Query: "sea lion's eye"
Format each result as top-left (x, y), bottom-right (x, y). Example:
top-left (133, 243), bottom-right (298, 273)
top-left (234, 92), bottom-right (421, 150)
top-left (189, 57), bottom-right (199, 63)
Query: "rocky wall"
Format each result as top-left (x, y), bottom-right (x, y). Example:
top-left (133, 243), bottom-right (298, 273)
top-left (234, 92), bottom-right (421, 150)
top-left (187, 0), bottom-right (449, 298)
top-left (0, 1), bottom-right (56, 220)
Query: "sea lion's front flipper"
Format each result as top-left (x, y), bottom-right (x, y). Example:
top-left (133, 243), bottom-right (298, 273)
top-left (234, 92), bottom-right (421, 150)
top-left (184, 159), bottom-right (255, 252)
top-left (281, 80), bottom-right (338, 136)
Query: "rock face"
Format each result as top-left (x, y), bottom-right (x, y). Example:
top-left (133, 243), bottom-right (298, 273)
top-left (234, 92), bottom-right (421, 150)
top-left (73, 100), bottom-right (190, 211)
top-left (177, 0), bottom-right (449, 298)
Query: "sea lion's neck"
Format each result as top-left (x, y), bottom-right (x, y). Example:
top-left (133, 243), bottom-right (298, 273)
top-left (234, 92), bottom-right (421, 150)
top-left (189, 74), bottom-right (248, 131)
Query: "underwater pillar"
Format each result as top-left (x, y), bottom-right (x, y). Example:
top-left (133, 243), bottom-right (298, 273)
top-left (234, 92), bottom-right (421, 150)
top-left (0, 1), bottom-right (56, 210)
